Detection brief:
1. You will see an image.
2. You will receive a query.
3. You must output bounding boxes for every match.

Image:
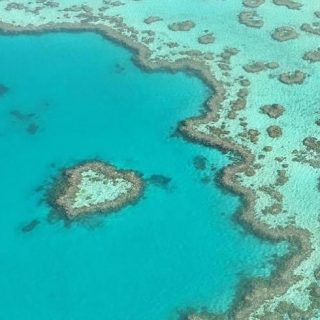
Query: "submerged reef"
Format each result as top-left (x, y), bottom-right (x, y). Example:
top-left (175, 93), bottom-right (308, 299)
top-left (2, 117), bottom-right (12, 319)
top-left (10, 109), bottom-right (39, 135)
top-left (49, 161), bottom-right (143, 219)
top-left (26, 123), bottom-right (39, 135)
top-left (0, 83), bottom-right (8, 95)
top-left (10, 110), bottom-right (35, 121)
top-left (21, 219), bottom-right (40, 233)
top-left (1, 0), bottom-right (320, 318)
top-left (147, 174), bottom-right (172, 188)
top-left (193, 155), bottom-right (208, 170)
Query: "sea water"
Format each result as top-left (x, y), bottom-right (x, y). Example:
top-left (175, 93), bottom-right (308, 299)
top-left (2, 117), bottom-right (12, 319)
top-left (0, 33), bottom-right (286, 320)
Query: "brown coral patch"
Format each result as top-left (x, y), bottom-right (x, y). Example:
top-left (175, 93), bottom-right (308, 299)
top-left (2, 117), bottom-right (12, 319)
top-left (273, 0), bottom-right (302, 10)
top-left (271, 26), bottom-right (299, 41)
top-left (49, 161), bottom-right (144, 219)
top-left (243, 0), bottom-right (265, 8)
top-left (243, 61), bottom-right (279, 73)
top-left (267, 125), bottom-right (283, 138)
top-left (143, 16), bottom-right (163, 24)
top-left (260, 104), bottom-right (285, 118)
top-left (303, 48), bottom-right (320, 63)
top-left (278, 70), bottom-right (306, 85)
top-left (168, 20), bottom-right (195, 31)
top-left (301, 23), bottom-right (320, 36)
top-left (198, 33), bottom-right (215, 44)
top-left (239, 11), bottom-right (264, 28)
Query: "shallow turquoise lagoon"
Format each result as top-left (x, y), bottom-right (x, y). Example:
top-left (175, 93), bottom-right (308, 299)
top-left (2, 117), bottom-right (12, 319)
top-left (0, 33), bottom-right (286, 320)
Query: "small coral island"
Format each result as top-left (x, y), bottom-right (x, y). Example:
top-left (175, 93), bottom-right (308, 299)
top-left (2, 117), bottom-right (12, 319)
top-left (49, 161), bottom-right (144, 219)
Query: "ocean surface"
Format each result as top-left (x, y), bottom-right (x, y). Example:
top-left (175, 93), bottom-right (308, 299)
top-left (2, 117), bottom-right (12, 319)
top-left (0, 32), bottom-right (286, 320)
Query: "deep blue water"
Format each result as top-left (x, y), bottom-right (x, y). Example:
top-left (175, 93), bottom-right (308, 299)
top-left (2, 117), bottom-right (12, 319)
top-left (0, 33), bottom-right (285, 320)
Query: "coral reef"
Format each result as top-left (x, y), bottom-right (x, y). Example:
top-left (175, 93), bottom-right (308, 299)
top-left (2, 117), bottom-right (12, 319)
top-left (278, 70), bottom-right (306, 84)
top-left (144, 16), bottom-right (163, 24)
top-left (303, 48), bottom-right (320, 62)
top-left (198, 33), bottom-right (215, 45)
top-left (0, 0), bottom-right (319, 318)
top-left (49, 161), bottom-right (144, 219)
top-left (260, 104), bottom-right (285, 118)
top-left (239, 11), bottom-right (264, 28)
top-left (271, 26), bottom-right (299, 41)
top-left (301, 22), bottom-right (320, 36)
top-left (243, 0), bottom-right (265, 8)
top-left (168, 20), bottom-right (195, 31)
top-left (273, 0), bottom-right (302, 10)
top-left (243, 61), bottom-right (279, 73)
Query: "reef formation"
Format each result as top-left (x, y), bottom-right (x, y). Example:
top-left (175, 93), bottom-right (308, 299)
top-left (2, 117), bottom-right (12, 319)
top-left (49, 161), bottom-right (143, 219)
top-left (1, 0), bottom-right (320, 319)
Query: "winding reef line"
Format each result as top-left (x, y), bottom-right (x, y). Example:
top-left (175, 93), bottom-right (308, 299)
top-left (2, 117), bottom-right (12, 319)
top-left (0, 21), bottom-right (313, 319)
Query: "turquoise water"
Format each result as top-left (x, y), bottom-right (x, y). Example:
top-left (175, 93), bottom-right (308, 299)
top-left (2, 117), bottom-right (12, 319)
top-left (0, 33), bottom-right (285, 320)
